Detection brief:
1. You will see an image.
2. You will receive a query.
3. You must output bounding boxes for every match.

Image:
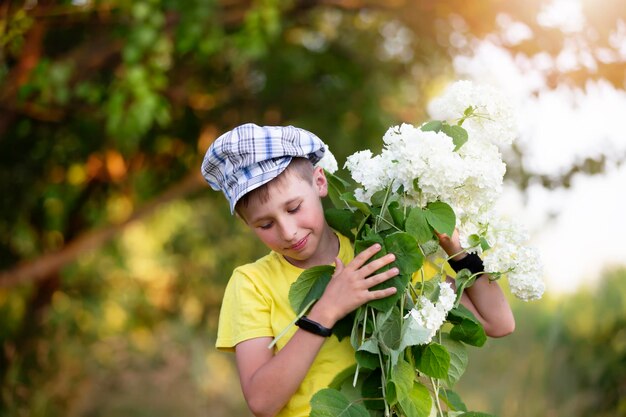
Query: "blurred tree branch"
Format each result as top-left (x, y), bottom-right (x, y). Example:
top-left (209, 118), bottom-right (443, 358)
top-left (0, 171), bottom-right (205, 288)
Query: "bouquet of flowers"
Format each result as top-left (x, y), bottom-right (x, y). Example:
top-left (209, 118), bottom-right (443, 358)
top-left (279, 80), bottom-right (545, 417)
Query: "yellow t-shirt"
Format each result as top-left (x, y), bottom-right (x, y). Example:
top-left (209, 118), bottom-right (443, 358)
top-left (216, 232), bottom-right (356, 417)
top-left (216, 232), bottom-right (442, 417)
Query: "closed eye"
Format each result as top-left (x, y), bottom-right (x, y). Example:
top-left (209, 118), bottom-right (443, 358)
top-left (288, 203), bottom-right (301, 214)
top-left (258, 222), bottom-right (273, 230)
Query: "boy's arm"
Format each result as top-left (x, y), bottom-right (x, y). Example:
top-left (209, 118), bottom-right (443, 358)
top-left (448, 273), bottom-right (515, 337)
top-left (235, 244), bottom-right (399, 417)
top-left (438, 230), bottom-right (516, 337)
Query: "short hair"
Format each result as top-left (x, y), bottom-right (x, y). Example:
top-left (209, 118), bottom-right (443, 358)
top-left (235, 157), bottom-right (315, 217)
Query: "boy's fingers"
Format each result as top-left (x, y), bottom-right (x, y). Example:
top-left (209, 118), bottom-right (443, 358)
top-left (350, 244), bottom-right (383, 269)
top-left (364, 267), bottom-right (399, 288)
top-left (334, 257), bottom-right (344, 275)
top-left (359, 253), bottom-right (396, 278)
top-left (367, 286), bottom-right (397, 300)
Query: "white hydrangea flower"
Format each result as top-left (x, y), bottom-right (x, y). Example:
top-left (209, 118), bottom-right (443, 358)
top-left (457, 217), bottom-right (484, 254)
top-left (507, 246), bottom-right (545, 301)
top-left (427, 80), bottom-right (518, 146)
top-left (316, 144), bottom-right (338, 174)
top-left (404, 282), bottom-right (456, 344)
top-left (482, 217), bottom-right (530, 274)
top-left (479, 217), bottom-right (545, 301)
top-left (344, 150), bottom-right (393, 203)
top-left (450, 139), bottom-right (506, 218)
top-left (346, 124), bottom-right (467, 206)
top-left (343, 79), bottom-right (544, 302)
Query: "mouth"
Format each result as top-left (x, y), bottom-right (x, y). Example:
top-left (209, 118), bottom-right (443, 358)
top-left (290, 234), bottom-right (309, 251)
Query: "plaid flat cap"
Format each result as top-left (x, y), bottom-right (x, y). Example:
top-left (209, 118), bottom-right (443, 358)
top-left (201, 123), bottom-right (326, 213)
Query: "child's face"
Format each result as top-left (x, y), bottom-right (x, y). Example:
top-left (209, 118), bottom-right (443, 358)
top-left (239, 167), bottom-right (333, 269)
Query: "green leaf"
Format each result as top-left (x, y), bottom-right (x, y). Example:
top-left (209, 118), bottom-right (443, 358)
top-left (358, 338), bottom-right (380, 355)
top-left (467, 234), bottom-right (481, 248)
top-left (388, 201), bottom-right (405, 229)
top-left (361, 368), bottom-right (385, 410)
top-left (448, 305), bottom-right (487, 347)
top-left (328, 364), bottom-right (357, 390)
top-left (350, 307), bottom-right (366, 349)
top-left (356, 339), bottom-right (380, 370)
top-left (424, 202), bottom-right (456, 237)
top-left (377, 306), bottom-right (403, 354)
top-left (412, 178), bottom-right (422, 193)
top-left (463, 105), bottom-right (476, 117)
top-left (385, 379), bottom-right (397, 406)
top-left (341, 192), bottom-right (372, 215)
top-left (309, 388), bottom-right (370, 417)
top-left (370, 189), bottom-right (388, 206)
top-left (301, 274), bottom-right (333, 313)
top-left (415, 279), bottom-right (439, 301)
top-left (420, 120), bottom-right (443, 132)
top-left (326, 172), bottom-right (348, 209)
top-left (333, 314), bottom-right (355, 341)
top-left (354, 351), bottom-right (379, 370)
top-left (441, 333), bottom-right (468, 386)
top-left (439, 388), bottom-right (468, 412)
top-left (383, 232), bottom-right (424, 276)
top-left (354, 228), bottom-right (385, 256)
top-left (399, 315), bottom-right (432, 350)
top-left (325, 208), bottom-right (357, 240)
top-left (454, 269), bottom-right (476, 301)
top-left (447, 304), bottom-right (479, 324)
top-left (421, 238), bottom-right (441, 256)
top-left (368, 273), bottom-right (407, 313)
top-left (355, 231), bottom-right (402, 312)
top-left (356, 233), bottom-right (409, 312)
top-left (405, 207), bottom-right (433, 244)
top-left (441, 124), bottom-right (469, 151)
top-left (391, 358), bottom-right (415, 400)
top-left (398, 382), bottom-right (432, 417)
top-left (450, 320), bottom-right (486, 347)
top-left (288, 265), bottom-right (335, 313)
top-left (416, 343), bottom-right (450, 379)
top-left (354, 214), bottom-right (372, 242)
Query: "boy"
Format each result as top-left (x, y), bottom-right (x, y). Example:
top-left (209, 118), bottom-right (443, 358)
top-left (202, 123), bottom-right (515, 417)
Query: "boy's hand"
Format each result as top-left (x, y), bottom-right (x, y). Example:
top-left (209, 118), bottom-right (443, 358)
top-left (308, 244), bottom-right (399, 328)
top-left (435, 229), bottom-right (466, 261)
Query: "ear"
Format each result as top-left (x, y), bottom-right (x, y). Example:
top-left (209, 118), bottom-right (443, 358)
top-left (312, 166), bottom-right (328, 197)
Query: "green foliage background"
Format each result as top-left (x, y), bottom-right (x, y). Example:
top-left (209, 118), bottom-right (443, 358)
top-left (1, 1), bottom-right (625, 416)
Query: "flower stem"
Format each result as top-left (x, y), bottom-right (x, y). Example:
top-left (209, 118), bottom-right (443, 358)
top-left (268, 298), bottom-right (316, 349)
top-left (375, 214), bottom-right (402, 232)
top-left (353, 306), bottom-right (370, 387)
top-left (430, 376), bottom-right (444, 417)
top-left (374, 183), bottom-right (394, 233)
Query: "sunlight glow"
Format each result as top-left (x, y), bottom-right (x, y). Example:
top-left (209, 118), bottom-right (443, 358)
top-left (537, 0), bottom-right (585, 33)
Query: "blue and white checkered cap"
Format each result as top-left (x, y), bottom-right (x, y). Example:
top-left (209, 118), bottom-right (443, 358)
top-left (201, 123), bottom-right (326, 213)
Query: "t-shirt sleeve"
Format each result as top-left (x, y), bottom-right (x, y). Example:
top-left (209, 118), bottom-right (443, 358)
top-left (215, 267), bottom-right (274, 352)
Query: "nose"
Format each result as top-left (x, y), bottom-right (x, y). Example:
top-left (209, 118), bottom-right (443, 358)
top-left (277, 217), bottom-right (297, 242)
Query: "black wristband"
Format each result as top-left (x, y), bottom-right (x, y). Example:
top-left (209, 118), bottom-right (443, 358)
top-left (448, 253), bottom-right (485, 275)
top-left (296, 316), bottom-right (333, 337)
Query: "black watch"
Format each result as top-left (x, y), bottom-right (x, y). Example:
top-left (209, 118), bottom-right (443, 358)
top-left (296, 316), bottom-right (333, 337)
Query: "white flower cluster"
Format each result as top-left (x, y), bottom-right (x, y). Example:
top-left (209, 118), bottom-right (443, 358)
top-left (458, 209), bottom-right (545, 301)
top-left (346, 125), bottom-right (471, 207)
top-left (345, 104), bottom-right (507, 219)
top-left (344, 80), bottom-right (545, 301)
top-left (316, 144), bottom-right (338, 174)
top-left (404, 282), bottom-right (456, 344)
top-left (427, 80), bottom-right (517, 147)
